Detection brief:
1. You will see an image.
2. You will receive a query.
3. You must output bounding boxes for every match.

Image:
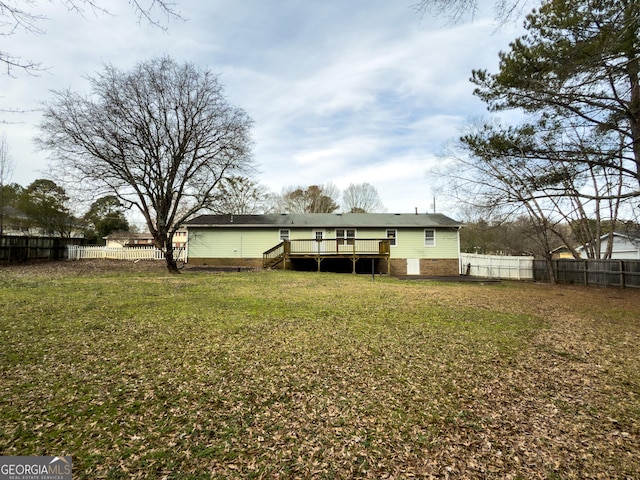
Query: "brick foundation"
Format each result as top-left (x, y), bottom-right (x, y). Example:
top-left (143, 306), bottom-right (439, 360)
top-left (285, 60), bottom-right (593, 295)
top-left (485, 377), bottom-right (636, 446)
top-left (389, 259), bottom-right (406, 276)
top-left (187, 257), bottom-right (263, 268)
top-left (389, 258), bottom-right (459, 277)
top-left (420, 258), bottom-right (459, 276)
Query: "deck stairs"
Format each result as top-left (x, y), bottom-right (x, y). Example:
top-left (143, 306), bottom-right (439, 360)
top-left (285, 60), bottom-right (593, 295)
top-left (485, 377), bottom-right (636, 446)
top-left (263, 242), bottom-right (285, 269)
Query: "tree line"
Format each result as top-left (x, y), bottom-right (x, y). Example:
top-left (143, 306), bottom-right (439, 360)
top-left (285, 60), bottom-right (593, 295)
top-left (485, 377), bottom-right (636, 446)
top-left (212, 180), bottom-right (386, 215)
top-left (458, 214), bottom-right (640, 258)
top-left (0, 177), bottom-right (387, 242)
top-left (0, 179), bottom-right (129, 242)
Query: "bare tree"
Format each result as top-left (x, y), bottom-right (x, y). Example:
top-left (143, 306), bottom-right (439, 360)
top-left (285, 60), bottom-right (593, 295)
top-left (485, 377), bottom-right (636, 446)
top-left (412, 0), bottom-right (533, 24)
top-left (0, 131), bottom-right (14, 235)
top-left (0, 0), bottom-right (180, 76)
top-left (209, 176), bottom-right (274, 214)
top-left (38, 56), bottom-right (254, 272)
top-left (342, 182), bottom-right (385, 213)
top-left (436, 119), bottom-right (631, 264)
top-left (280, 184), bottom-right (340, 213)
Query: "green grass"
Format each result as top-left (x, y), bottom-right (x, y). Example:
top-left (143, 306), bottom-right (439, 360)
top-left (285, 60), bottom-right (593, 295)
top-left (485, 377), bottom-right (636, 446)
top-left (1, 266), bottom-right (639, 478)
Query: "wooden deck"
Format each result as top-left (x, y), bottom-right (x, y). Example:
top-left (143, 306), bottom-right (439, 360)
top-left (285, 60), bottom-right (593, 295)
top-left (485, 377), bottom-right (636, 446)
top-left (263, 239), bottom-right (391, 272)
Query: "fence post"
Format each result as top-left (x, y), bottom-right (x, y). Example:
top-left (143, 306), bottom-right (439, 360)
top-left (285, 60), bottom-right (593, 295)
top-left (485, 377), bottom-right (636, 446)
top-left (620, 260), bottom-right (625, 289)
top-left (584, 260), bottom-right (588, 286)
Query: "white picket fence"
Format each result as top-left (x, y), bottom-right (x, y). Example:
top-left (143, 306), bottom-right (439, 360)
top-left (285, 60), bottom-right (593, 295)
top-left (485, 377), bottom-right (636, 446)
top-left (460, 253), bottom-right (534, 280)
top-left (67, 245), bottom-right (185, 261)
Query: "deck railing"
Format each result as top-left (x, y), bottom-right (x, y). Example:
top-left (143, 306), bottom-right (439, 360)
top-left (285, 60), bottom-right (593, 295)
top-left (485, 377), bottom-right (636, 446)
top-left (285, 239), bottom-right (390, 255)
top-left (263, 241), bottom-right (286, 267)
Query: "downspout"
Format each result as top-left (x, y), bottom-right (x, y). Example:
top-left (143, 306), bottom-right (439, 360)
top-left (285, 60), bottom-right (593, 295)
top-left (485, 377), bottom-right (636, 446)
top-left (457, 226), bottom-right (462, 275)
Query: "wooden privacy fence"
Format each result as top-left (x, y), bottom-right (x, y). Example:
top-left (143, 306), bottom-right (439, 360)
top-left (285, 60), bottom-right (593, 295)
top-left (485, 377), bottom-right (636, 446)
top-left (534, 259), bottom-right (640, 289)
top-left (67, 245), bottom-right (185, 261)
top-left (0, 236), bottom-right (79, 264)
top-left (460, 253), bottom-right (534, 280)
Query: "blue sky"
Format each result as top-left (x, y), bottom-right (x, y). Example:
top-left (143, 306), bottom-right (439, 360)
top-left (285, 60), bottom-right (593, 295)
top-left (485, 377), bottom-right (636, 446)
top-left (1, 0), bottom-right (523, 218)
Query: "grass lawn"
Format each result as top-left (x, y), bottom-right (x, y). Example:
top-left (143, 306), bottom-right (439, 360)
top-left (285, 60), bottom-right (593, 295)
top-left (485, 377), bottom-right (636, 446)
top-left (1, 261), bottom-right (639, 479)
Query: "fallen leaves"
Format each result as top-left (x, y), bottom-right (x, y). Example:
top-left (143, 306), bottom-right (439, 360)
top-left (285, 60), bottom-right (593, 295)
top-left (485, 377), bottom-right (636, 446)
top-left (0, 263), bottom-right (639, 478)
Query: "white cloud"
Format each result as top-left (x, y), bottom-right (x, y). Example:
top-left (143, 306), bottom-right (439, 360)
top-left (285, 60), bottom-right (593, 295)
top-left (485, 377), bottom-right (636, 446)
top-left (1, 0), bottom-right (524, 217)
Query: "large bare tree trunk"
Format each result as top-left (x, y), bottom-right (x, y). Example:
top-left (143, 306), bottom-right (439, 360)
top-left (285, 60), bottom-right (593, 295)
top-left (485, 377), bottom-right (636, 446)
top-left (164, 247), bottom-right (181, 274)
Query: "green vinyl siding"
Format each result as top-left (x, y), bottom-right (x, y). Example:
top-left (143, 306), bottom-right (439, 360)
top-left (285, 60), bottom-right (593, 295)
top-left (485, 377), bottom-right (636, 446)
top-left (187, 228), bottom-right (282, 258)
top-left (289, 229), bottom-right (317, 240)
top-left (391, 228), bottom-right (459, 259)
top-left (328, 227), bottom-right (458, 259)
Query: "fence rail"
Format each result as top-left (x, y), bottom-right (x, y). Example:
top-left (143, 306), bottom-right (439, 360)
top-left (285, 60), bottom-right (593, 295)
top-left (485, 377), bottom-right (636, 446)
top-left (534, 259), bottom-right (640, 289)
top-left (67, 245), bottom-right (185, 261)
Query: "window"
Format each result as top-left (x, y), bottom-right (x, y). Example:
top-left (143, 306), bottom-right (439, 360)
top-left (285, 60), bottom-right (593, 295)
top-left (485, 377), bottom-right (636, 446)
top-left (279, 229), bottom-right (290, 241)
top-left (386, 229), bottom-right (397, 246)
top-left (424, 229), bottom-right (435, 247)
top-left (336, 229), bottom-right (355, 245)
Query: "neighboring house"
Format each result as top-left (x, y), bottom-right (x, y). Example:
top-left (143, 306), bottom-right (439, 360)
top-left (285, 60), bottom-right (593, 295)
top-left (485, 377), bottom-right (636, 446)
top-left (576, 232), bottom-right (640, 259)
top-left (551, 246), bottom-right (574, 259)
top-left (1, 206), bottom-right (31, 236)
top-left (172, 229), bottom-right (188, 249)
top-left (105, 232), bottom-right (155, 248)
top-left (183, 213), bottom-right (462, 276)
top-left (0, 205), bottom-right (84, 238)
top-left (104, 229), bottom-right (188, 249)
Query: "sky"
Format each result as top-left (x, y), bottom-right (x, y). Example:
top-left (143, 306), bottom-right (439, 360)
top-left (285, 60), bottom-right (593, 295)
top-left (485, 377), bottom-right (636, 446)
top-left (1, 0), bottom-right (524, 221)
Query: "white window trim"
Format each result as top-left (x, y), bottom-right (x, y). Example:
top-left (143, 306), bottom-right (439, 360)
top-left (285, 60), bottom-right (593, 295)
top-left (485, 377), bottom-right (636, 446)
top-left (386, 229), bottom-right (397, 247)
top-left (336, 228), bottom-right (356, 245)
top-left (279, 229), bottom-right (290, 241)
top-left (424, 229), bottom-right (436, 247)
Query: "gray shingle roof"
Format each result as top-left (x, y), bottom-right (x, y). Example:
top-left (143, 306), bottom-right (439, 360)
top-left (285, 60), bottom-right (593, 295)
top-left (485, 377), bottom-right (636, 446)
top-left (184, 213), bottom-right (462, 228)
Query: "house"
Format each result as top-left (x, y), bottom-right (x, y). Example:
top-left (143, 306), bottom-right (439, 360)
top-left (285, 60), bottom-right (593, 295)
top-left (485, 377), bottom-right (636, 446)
top-left (1, 205), bottom-right (85, 238)
top-left (183, 213), bottom-right (462, 276)
top-left (550, 245), bottom-right (575, 259)
top-left (104, 232), bottom-right (155, 248)
top-left (576, 232), bottom-right (640, 259)
top-left (104, 229), bottom-right (187, 249)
